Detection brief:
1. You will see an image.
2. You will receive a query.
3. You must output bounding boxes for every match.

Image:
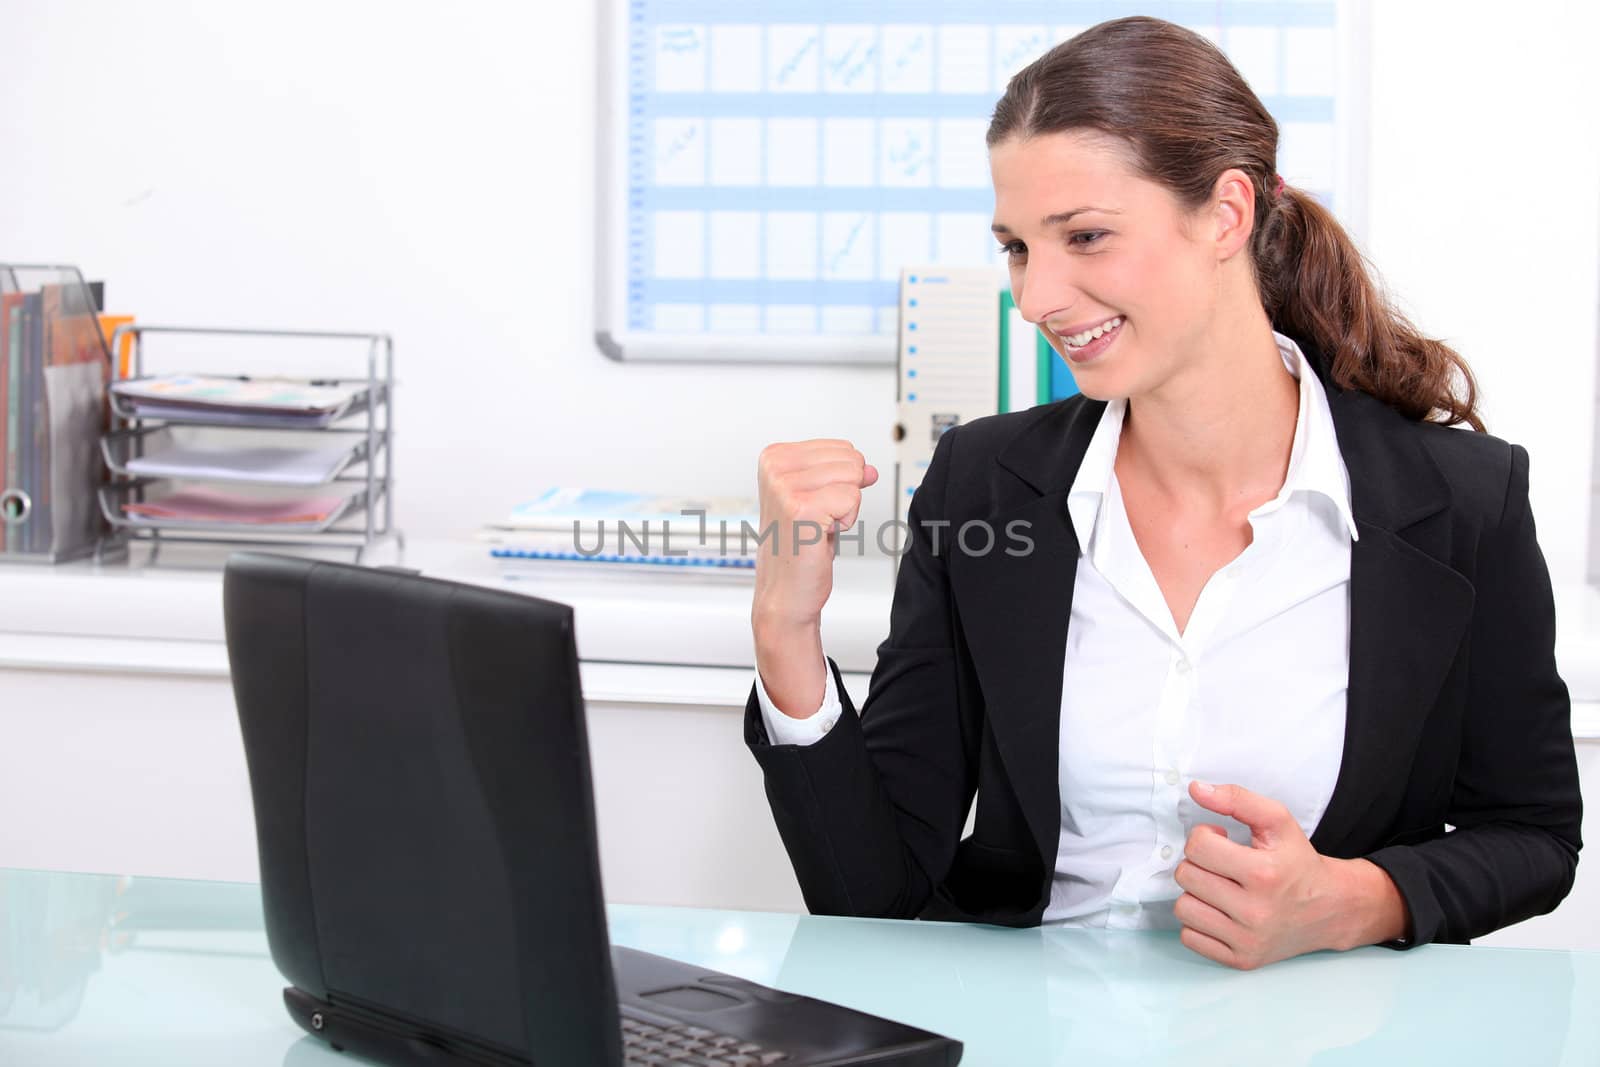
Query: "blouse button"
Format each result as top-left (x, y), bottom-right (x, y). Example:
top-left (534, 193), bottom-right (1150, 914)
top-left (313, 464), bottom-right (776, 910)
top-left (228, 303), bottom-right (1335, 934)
top-left (1164, 768), bottom-right (1180, 786)
top-left (1160, 845), bottom-right (1174, 861)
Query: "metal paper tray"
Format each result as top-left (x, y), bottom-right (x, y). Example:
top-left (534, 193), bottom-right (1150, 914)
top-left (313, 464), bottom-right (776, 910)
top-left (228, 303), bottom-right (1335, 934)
top-left (97, 480), bottom-right (370, 536)
top-left (107, 379), bottom-right (384, 430)
top-left (100, 426), bottom-right (376, 488)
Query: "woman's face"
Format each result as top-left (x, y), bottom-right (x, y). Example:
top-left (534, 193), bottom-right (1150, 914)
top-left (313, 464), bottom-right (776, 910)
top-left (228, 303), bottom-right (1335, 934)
top-left (989, 130), bottom-right (1223, 402)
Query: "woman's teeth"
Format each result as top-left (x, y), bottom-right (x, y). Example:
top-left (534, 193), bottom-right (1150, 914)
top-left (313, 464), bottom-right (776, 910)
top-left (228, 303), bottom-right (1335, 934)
top-left (1063, 316), bottom-right (1123, 348)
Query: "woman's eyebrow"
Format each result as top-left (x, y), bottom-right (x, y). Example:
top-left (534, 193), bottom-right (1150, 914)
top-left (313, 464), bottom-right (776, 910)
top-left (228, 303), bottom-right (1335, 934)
top-left (992, 207), bottom-right (1123, 235)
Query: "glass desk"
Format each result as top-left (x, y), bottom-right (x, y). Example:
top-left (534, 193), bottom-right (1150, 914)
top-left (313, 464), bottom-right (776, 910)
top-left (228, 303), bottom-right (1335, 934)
top-left (2, 867), bottom-right (1597, 1066)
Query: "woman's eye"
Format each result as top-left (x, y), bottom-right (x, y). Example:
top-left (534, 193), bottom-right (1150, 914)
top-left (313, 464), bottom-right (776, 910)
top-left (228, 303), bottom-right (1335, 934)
top-left (998, 241), bottom-right (1027, 258)
top-left (1070, 231), bottom-right (1106, 247)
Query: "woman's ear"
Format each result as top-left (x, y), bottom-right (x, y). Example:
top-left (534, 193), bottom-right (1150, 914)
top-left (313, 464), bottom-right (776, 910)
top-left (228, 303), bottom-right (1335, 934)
top-left (1210, 168), bottom-right (1257, 261)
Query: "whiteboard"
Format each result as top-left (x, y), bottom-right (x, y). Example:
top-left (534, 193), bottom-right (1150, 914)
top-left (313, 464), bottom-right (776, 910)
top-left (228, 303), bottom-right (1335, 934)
top-left (595, 1), bottom-right (1368, 364)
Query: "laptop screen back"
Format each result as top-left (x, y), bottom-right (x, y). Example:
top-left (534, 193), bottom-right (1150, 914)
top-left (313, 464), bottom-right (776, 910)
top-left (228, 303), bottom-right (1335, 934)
top-left (223, 553), bottom-right (622, 1065)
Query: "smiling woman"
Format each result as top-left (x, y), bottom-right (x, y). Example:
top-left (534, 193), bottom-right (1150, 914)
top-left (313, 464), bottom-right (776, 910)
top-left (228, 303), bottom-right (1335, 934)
top-left (746, 15), bottom-right (1581, 973)
top-left (987, 16), bottom-right (1482, 431)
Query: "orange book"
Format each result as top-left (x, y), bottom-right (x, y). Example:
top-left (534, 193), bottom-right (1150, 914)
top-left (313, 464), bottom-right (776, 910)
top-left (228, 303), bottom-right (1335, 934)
top-left (98, 314), bottom-right (135, 379)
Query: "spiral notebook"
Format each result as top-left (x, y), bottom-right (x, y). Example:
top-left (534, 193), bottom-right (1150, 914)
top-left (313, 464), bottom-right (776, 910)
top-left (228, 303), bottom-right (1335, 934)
top-left (484, 488), bottom-right (759, 571)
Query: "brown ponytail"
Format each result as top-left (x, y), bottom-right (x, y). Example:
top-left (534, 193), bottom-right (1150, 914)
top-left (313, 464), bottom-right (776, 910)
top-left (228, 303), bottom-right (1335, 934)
top-left (988, 16), bottom-right (1483, 431)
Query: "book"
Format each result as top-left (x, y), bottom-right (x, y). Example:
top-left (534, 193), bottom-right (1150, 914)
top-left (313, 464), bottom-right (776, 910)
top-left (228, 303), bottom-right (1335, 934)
top-left (0, 293), bottom-right (18, 552)
top-left (495, 487), bottom-right (758, 534)
top-left (482, 526), bottom-right (758, 561)
top-left (36, 285), bottom-right (69, 554)
top-left (485, 541), bottom-right (756, 571)
top-left (998, 290), bottom-right (1078, 412)
top-left (22, 292), bottom-right (41, 552)
top-left (485, 488), bottom-right (761, 569)
top-left (998, 290), bottom-right (1043, 412)
top-left (97, 315), bottom-right (136, 378)
top-left (44, 282), bottom-right (110, 369)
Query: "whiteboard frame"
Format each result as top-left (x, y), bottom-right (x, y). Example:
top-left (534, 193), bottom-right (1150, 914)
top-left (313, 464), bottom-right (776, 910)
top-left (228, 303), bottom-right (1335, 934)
top-left (595, 1), bottom-right (1372, 365)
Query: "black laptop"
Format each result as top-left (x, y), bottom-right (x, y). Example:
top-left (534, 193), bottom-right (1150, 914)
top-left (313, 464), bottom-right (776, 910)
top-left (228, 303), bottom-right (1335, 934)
top-left (222, 553), bottom-right (962, 1067)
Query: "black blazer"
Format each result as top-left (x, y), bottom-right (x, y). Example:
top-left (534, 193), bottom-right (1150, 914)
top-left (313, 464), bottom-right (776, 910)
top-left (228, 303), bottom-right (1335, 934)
top-left (745, 340), bottom-right (1583, 947)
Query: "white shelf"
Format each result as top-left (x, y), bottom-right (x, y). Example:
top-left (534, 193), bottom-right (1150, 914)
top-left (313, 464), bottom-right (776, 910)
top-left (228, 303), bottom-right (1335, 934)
top-left (0, 540), bottom-right (1595, 733)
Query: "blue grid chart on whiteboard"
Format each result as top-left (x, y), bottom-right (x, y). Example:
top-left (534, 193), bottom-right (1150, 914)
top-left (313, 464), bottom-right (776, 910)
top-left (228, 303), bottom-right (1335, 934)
top-left (622, 0), bottom-right (1341, 351)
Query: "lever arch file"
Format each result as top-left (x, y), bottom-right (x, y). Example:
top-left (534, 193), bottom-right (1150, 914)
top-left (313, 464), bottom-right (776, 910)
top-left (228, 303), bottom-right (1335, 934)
top-left (889, 269), bottom-right (1081, 562)
top-left (891, 267), bottom-right (1000, 553)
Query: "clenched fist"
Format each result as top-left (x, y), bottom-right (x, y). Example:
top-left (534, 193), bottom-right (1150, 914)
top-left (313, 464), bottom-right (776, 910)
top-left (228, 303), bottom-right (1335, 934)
top-left (751, 439), bottom-right (878, 717)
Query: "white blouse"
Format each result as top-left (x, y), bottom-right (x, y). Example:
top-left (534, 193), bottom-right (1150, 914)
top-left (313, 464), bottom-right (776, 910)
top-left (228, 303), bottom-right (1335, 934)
top-left (755, 332), bottom-right (1356, 930)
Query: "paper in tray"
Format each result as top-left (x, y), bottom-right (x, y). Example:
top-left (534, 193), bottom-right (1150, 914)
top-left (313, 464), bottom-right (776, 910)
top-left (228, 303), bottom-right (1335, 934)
top-left (111, 374), bottom-right (362, 415)
top-left (121, 487), bottom-right (352, 528)
top-left (123, 440), bottom-right (358, 486)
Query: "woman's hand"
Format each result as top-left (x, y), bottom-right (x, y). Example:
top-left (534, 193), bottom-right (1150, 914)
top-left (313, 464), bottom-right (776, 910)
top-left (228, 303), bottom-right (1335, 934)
top-left (1173, 781), bottom-right (1410, 969)
top-left (751, 440), bottom-right (878, 717)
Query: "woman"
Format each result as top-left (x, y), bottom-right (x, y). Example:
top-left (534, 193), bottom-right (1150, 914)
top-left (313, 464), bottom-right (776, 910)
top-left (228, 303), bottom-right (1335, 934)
top-left (746, 16), bottom-right (1580, 970)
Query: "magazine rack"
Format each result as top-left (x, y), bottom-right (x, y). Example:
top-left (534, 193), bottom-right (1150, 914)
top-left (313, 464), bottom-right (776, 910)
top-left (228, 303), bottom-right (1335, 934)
top-left (0, 264), bottom-right (115, 564)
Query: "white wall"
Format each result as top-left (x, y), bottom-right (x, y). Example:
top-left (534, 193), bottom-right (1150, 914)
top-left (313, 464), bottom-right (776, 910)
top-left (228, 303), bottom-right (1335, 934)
top-left (1365, 1), bottom-right (1600, 584)
top-left (0, 0), bottom-right (899, 543)
top-left (3, 1), bottom-right (1596, 568)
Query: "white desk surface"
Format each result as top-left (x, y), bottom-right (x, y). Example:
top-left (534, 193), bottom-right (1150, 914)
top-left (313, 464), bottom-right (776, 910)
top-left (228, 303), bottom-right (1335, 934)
top-left (4, 867), bottom-right (1600, 1067)
top-left (1, 540), bottom-right (1597, 735)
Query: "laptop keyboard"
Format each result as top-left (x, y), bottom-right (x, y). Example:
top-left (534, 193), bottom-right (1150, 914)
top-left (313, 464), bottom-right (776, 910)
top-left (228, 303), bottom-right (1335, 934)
top-left (621, 1014), bottom-right (789, 1065)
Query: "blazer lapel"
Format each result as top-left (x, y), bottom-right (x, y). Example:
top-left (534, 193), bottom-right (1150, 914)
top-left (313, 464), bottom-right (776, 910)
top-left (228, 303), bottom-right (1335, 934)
top-left (950, 399), bottom-right (1104, 869)
top-left (1306, 381), bottom-right (1476, 856)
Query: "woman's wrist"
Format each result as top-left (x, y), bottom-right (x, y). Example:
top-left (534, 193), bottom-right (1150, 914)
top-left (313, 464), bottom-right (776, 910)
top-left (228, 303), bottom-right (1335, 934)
top-left (1325, 857), bottom-right (1410, 950)
top-left (751, 609), bottom-right (821, 653)
top-left (752, 615), bottom-right (827, 719)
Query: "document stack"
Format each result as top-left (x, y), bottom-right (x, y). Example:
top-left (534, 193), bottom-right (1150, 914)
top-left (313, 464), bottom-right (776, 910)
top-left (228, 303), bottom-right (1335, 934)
top-left (98, 326), bottom-right (400, 563)
top-left (482, 487), bottom-right (760, 574)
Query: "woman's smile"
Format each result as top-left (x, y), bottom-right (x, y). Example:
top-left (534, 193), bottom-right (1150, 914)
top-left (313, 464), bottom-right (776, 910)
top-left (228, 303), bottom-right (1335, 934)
top-left (1054, 315), bottom-right (1125, 364)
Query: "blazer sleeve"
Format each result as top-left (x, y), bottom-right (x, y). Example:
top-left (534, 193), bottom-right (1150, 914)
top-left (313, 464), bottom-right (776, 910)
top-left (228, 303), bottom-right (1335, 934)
top-left (1363, 443), bottom-right (1583, 946)
top-left (744, 426), bottom-right (981, 918)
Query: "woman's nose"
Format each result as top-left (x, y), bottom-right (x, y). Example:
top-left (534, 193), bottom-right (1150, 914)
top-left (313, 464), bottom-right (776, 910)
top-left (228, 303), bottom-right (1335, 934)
top-left (1015, 258), bottom-right (1079, 327)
